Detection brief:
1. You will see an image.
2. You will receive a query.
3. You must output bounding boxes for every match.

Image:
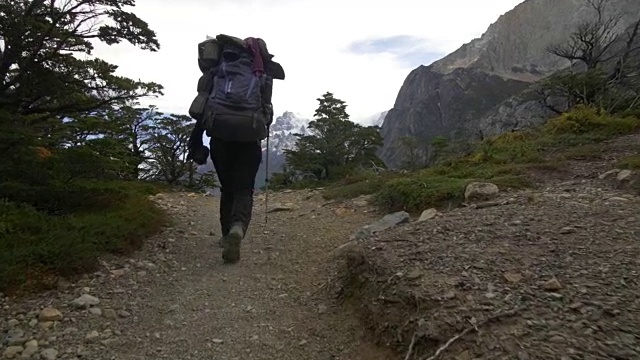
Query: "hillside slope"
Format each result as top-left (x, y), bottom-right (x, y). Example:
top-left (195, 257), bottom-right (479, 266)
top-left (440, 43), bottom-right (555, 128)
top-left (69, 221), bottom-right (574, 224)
top-left (335, 132), bottom-right (640, 359)
top-left (379, 0), bottom-right (640, 168)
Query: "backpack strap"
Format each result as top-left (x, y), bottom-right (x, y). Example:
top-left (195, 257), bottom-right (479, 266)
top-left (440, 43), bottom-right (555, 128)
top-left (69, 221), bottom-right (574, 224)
top-left (210, 70), bottom-right (219, 99)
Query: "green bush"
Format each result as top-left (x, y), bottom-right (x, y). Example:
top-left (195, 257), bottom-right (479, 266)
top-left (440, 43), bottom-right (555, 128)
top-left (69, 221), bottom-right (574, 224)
top-left (618, 154), bottom-right (640, 170)
top-left (326, 107), bottom-right (639, 213)
top-left (544, 105), bottom-right (639, 138)
top-left (0, 180), bottom-right (166, 292)
top-left (322, 169), bottom-right (400, 200)
top-left (0, 180), bottom-right (166, 215)
top-left (374, 176), bottom-right (468, 212)
top-left (372, 164), bottom-right (532, 213)
top-left (323, 179), bottom-right (385, 200)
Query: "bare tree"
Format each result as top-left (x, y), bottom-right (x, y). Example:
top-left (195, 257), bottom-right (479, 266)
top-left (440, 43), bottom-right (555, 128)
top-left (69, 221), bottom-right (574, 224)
top-left (547, 0), bottom-right (624, 69)
top-left (610, 18), bottom-right (640, 85)
top-left (540, 0), bottom-right (640, 113)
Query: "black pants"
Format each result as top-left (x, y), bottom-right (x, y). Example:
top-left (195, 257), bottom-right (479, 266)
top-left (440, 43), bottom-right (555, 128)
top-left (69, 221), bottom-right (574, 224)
top-left (210, 137), bottom-right (262, 236)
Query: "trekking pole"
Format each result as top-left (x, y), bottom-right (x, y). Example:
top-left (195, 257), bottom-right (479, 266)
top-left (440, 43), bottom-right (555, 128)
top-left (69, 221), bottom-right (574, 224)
top-left (264, 133), bottom-right (270, 228)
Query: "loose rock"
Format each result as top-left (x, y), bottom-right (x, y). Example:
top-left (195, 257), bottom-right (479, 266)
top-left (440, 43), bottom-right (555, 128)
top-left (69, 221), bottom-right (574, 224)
top-left (543, 277), bottom-right (563, 291)
top-left (103, 309), bottom-right (117, 319)
top-left (267, 204), bottom-right (296, 213)
top-left (464, 182), bottom-right (499, 201)
top-left (353, 211), bottom-right (410, 239)
top-left (599, 169), bottom-right (620, 180)
top-left (85, 330), bottom-right (100, 341)
top-left (417, 208), bottom-right (438, 222)
top-left (88, 307), bottom-right (102, 316)
top-left (21, 340), bottom-right (39, 357)
top-left (2, 346), bottom-right (23, 359)
top-left (39, 308), bottom-right (63, 322)
top-left (40, 348), bottom-right (58, 360)
top-left (617, 169), bottom-right (632, 182)
top-left (71, 294), bottom-right (100, 308)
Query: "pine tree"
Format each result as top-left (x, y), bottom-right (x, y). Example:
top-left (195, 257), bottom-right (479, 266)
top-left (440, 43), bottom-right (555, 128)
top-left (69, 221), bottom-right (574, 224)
top-left (285, 92), bottom-right (383, 180)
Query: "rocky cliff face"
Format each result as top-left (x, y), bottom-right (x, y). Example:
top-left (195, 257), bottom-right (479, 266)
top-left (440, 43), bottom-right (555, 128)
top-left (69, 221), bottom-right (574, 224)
top-left (380, 0), bottom-right (640, 168)
top-left (379, 67), bottom-right (530, 166)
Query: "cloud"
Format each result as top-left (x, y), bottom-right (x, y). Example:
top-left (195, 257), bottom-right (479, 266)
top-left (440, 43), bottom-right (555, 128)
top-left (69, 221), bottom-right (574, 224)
top-left (89, 0), bottom-right (526, 123)
top-left (348, 35), bottom-right (446, 68)
top-left (349, 35), bottom-right (425, 54)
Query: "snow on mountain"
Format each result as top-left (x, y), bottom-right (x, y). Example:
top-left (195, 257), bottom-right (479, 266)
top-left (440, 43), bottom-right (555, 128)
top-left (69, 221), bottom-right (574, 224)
top-left (263, 111), bottom-right (311, 154)
top-left (359, 110), bottom-right (389, 127)
top-left (198, 110), bottom-right (387, 190)
top-left (255, 111), bottom-right (310, 188)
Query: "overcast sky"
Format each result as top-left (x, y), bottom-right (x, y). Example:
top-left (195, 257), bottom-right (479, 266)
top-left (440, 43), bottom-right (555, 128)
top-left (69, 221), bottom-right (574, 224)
top-left (91, 0), bottom-right (526, 123)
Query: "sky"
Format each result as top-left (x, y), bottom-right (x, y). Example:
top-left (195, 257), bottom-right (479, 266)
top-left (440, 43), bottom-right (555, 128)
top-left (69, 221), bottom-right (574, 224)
top-left (90, 0), bottom-right (526, 124)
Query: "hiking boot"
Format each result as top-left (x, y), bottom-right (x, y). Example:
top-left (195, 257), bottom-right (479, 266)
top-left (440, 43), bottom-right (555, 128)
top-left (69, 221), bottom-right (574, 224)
top-left (222, 223), bottom-right (244, 263)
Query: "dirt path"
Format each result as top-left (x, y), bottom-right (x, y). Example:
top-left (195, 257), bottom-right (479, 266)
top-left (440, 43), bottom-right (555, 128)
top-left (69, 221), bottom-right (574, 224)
top-left (1, 190), bottom-right (396, 360)
top-left (3, 134), bottom-right (638, 360)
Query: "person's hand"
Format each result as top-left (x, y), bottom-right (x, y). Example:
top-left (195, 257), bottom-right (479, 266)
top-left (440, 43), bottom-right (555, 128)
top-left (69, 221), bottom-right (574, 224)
top-left (263, 103), bottom-right (274, 127)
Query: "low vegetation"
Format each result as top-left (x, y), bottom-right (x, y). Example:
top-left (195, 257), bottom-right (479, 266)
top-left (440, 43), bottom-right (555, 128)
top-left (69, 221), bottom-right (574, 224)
top-left (618, 154), bottom-right (640, 169)
top-left (321, 106), bottom-right (640, 213)
top-left (0, 181), bottom-right (167, 292)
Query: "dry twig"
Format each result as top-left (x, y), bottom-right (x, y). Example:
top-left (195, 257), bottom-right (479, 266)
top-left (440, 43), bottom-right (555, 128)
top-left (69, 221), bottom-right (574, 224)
top-left (421, 306), bottom-right (524, 360)
top-left (404, 332), bottom-right (418, 360)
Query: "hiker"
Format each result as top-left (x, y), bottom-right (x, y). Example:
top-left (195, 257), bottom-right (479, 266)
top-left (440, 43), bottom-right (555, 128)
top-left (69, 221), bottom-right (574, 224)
top-left (187, 35), bottom-right (284, 264)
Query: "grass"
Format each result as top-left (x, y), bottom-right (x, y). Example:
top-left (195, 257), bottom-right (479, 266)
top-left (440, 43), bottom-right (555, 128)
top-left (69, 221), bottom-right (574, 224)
top-left (322, 171), bottom-right (398, 200)
top-left (617, 153), bottom-right (640, 196)
top-left (320, 106), bottom-right (640, 213)
top-left (0, 180), bottom-right (168, 293)
top-left (617, 154), bottom-right (640, 170)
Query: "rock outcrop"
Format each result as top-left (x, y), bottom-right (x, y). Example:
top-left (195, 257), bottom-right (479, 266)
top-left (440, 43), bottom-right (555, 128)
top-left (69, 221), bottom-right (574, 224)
top-left (379, 0), bottom-right (640, 168)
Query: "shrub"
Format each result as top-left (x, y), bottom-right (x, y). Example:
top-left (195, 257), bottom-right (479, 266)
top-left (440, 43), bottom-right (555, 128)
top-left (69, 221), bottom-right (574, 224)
top-left (0, 180), bottom-right (167, 292)
top-left (317, 107), bottom-right (639, 214)
top-left (618, 154), bottom-right (640, 170)
top-left (373, 175), bottom-right (468, 213)
top-left (544, 105), bottom-right (639, 138)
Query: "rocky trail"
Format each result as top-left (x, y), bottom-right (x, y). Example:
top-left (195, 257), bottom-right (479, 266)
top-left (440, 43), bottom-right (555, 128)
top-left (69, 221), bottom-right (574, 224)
top-left (1, 134), bottom-right (639, 360)
top-left (0, 189), bottom-right (395, 360)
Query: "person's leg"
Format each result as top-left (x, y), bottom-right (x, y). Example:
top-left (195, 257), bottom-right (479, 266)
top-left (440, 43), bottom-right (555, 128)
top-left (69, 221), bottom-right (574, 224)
top-left (230, 140), bottom-right (262, 234)
top-left (222, 140), bottom-right (262, 263)
top-left (209, 137), bottom-right (234, 247)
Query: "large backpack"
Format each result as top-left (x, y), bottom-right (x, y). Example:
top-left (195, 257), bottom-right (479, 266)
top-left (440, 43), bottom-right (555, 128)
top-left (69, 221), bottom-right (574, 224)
top-left (210, 43), bottom-right (263, 113)
top-left (188, 35), bottom-right (284, 143)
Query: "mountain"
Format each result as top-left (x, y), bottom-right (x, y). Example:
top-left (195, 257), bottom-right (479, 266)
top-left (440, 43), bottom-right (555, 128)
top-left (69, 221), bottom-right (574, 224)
top-left (263, 111), bottom-right (310, 156)
top-left (379, 0), bottom-right (640, 168)
top-left (194, 111), bottom-right (310, 192)
top-left (256, 111), bottom-right (310, 189)
top-left (360, 110), bottom-right (389, 127)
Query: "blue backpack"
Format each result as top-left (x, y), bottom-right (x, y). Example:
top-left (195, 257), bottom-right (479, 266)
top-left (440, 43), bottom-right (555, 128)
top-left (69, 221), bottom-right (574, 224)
top-left (209, 44), bottom-right (264, 114)
top-left (188, 35), bottom-right (284, 143)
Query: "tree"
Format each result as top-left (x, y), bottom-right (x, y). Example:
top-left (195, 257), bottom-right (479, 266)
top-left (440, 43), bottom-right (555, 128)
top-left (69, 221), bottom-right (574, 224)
top-left (430, 136), bottom-right (449, 164)
top-left (145, 115), bottom-right (194, 185)
top-left (284, 92), bottom-right (383, 180)
top-left (0, 0), bottom-right (163, 122)
top-left (546, 0), bottom-right (623, 70)
top-left (397, 136), bottom-right (424, 171)
top-left (0, 0), bottom-right (165, 193)
top-left (190, 168), bottom-right (217, 191)
top-left (539, 0), bottom-right (640, 113)
top-left (105, 105), bottom-right (159, 179)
